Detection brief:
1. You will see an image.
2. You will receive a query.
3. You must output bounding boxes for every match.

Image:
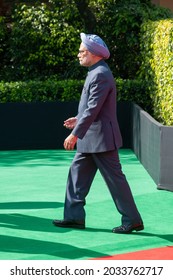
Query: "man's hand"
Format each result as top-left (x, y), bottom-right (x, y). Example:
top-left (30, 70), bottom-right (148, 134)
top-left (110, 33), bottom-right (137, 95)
top-left (64, 117), bottom-right (77, 129)
top-left (64, 134), bottom-right (78, 150)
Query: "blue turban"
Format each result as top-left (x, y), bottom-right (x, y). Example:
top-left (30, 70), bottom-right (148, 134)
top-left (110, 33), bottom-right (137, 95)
top-left (80, 33), bottom-right (110, 59)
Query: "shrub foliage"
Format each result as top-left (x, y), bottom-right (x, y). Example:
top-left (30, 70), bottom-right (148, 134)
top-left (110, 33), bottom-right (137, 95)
top-left (139, 19), bottom-right (173, 125)
top-left (91, 0), bottom-right (172, 79)
top-left (5, 1), bottom-right (82, 81)
top-left (0, 78), bottom-right (148, 110)
top-left (0, 0), bottom-right (172, 81)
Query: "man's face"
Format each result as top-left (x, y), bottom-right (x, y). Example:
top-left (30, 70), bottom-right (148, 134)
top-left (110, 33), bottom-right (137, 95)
top-left (77, 43), bottom-right (94, 67)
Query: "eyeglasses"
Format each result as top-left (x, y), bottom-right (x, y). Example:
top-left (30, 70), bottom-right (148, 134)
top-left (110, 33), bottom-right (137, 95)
top-left (78, 49), bottom-right (88, 54)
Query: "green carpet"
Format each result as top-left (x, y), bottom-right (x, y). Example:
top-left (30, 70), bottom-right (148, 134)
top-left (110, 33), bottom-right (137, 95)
top-left (0, 149), bottom-right (172, 260)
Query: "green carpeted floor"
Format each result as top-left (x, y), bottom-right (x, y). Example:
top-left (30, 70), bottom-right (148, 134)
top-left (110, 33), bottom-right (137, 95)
top-left (0, 149), bottom-right (172, 260)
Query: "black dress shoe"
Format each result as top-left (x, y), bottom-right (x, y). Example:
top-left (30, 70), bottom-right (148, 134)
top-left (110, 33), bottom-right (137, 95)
top-left (112, 222), bottom-right (144, 234)
top-left (53, 219), bottom-right (85, 229)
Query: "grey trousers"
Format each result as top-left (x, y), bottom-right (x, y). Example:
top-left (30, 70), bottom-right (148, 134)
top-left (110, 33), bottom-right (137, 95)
top-left (63, 150), bottom-right (142, 226)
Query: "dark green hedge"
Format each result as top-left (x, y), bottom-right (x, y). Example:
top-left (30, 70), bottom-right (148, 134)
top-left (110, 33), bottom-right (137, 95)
top-left (0, 79), bottom-right (81, 102)
top-left (0, 78), bottom-right (148, 108)
top-left (139, 19), bottom-right (173, 125)
top-left (0, 16), bottom-right (8, 72)
top-left (0, 1), bottom-right (172, 81)
top-left (93, 0), bottom-right (172, 79)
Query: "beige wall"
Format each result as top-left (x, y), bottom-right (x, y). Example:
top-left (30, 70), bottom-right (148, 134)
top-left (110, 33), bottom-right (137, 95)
top-left (152, 0), bottom-right (173, 11)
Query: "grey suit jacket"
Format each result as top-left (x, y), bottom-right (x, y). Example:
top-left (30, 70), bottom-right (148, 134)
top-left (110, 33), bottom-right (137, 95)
top-left (72, 60), bottom-right (122, 153)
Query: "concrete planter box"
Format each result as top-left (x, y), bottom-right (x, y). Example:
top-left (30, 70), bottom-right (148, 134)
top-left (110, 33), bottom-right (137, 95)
top-left (0, 102), bottom-right (79, 150)
top-left (132, 103), bottom-right (173, 192)
top-left (0, 101), bottom-right (131, 150)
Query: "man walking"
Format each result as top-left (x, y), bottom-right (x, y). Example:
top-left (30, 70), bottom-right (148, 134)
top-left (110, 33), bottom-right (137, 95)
top-left (53, 33), bottom-right (144, 233)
